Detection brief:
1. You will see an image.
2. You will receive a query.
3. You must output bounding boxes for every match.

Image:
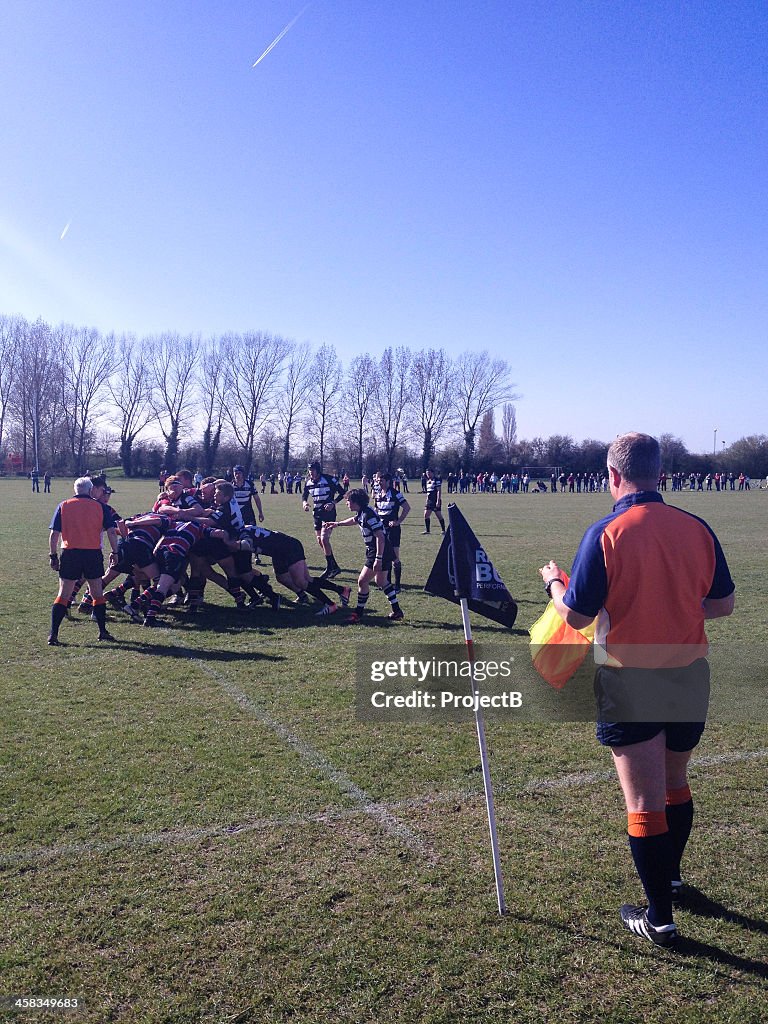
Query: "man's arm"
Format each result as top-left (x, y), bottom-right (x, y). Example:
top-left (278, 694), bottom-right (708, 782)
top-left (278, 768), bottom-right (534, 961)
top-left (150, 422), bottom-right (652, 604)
top-left (252, 489), bottom-right (264, 521)
top-left (325, 516), bottom-right (355, 529)
top-left (703, 592), bottom-right (735, 619)
top-left (545, 579), bottom-right (595, 630)
top-left (157, 503), bottom-right (206, 522)
top-left (397, 497), bottom-right (411, 523)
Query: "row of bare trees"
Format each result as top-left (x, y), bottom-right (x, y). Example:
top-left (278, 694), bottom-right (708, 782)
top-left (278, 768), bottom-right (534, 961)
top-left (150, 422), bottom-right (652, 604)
top-left (0, 314), bottom-right (518, 476)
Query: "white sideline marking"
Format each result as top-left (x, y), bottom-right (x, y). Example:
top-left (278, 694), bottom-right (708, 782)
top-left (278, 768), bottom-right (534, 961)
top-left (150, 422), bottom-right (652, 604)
top-left (185, 653), bottom-right (422, 851)
top-left (4, 747), bottom-right (766, 870)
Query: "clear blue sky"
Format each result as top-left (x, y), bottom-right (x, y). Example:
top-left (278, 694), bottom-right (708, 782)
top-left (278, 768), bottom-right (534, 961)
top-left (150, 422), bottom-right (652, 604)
top-left (1, 0), bottom-right (765, 453)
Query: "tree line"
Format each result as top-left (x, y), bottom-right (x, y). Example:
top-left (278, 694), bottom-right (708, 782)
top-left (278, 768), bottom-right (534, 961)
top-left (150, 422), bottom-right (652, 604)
top-left (1, 314), bottom-right (765, 478)
top-left (0, 315), bottom-right (517, 477)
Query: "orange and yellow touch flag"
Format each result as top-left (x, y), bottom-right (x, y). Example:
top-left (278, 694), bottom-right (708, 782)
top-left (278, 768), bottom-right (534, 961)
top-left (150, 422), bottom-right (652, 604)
top-left (529, 571), bottom-right (595, 689)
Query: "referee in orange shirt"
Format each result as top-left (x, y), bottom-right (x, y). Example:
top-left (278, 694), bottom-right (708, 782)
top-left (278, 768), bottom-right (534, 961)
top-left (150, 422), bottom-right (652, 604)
top-left (48, 477), bottom-right (119, 645)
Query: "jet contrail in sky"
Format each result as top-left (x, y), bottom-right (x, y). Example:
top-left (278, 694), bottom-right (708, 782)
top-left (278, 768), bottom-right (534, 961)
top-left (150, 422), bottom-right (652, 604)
top-left (60, 221), bottom-right (71, 241)
top-left (252, 3), bottom-right (311, 68)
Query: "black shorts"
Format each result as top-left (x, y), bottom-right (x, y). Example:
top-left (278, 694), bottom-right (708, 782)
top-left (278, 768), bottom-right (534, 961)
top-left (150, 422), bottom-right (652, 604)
top-left (313, 506), bottom-right (337, 532)
top-left (364, 543), bottom-right (394, 572)
top-left (60, 548), bottom-right (104, 582)
top-left (116, 537), bottom-right (154, 573)
top-left (385, 524), bottom-right (401, 548)
top-left (594, 659), bottom-right (710, 750)
top-left (425, 499), bottom-right (441, 513)
top-left (191, 537), bottom-right (232, 564)
top-left (157, 547), bottom-right (187, 582)
top-left (272, 538), bottom-right (305, 576)
top-left (233, 550), bottom-right (253, 576)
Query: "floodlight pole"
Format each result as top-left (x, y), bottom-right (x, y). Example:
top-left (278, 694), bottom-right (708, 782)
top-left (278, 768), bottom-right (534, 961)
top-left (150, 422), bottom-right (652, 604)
top-left (459, 596), bottom-right (507, 916)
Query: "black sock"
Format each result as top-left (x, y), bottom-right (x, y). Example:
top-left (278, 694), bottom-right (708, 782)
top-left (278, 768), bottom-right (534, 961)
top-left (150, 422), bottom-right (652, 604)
top-left (424, 520), bottom-right (430, 533)
top-left (394, 561), bottom-right (402, 588)
top-left (628, 833), bottom-right (674, 926)
top-left (312, 577), bottom-right (343, 596)
top-left (51, 602), bottom-right (68, 636)
top-left (307, 580), bottom-right (333, 605)
top-left (355, 591), bottom-right (370, 613)
top-left (251, 575), bottom-right (277, 599)
top-left (666, 798), bottom-right (694, 882)
top-left (93, 602), bottom-right (107, 631)
top-left (382, 583), bottom-right (399, 607)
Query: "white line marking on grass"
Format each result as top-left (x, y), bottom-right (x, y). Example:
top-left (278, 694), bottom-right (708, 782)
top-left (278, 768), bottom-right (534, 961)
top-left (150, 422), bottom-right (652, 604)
top-left (183, 651), bottom-right (423, 851)
top-left (5, 748), bottom-right (766, 870)
top-left (522, 748), bottom-right (768, 793)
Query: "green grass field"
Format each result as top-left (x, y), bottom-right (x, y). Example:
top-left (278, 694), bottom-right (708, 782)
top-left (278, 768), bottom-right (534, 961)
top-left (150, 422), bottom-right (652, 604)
top-left (1, 479), bottom-right (766, 1023)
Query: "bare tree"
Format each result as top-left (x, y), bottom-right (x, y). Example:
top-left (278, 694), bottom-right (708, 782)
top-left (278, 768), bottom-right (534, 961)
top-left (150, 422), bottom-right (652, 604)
top-left (278, 341), bottom-right (312, 470)
top-left (224, 331), bottom-right (289, 470)
top-left (57, 323), bottom-right (115, 474)
top-left (454, 351), bottom-right (517, 467)
top-left (306, 343), bottom-right (342, 466)
top-left (108, 335), bottom-right (154, 477)
top-left (501, 403), bottom-right (517, 463)
top-left (0, 314), bottom-right (24, 459)
top-left (476, 409), bottom-right (503, 465)
top-left (372, 346), bottom-right (411, 472)
top-left (197, 335), bottom-right (229, 474)
top-left (147, 332), bottom-right (200, 471)
top-left (344, 353), bottom-right (378, 477)
top-left (11, 318), bottom-right (60, 471)
top-left (411, 348), bottom-right (453, 469)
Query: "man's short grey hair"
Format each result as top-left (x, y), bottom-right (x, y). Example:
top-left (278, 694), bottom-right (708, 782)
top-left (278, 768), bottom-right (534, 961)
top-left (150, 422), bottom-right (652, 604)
top-left (607, 433), bottom-right (661, 483)
top-left (74, 477), bottom-right (93, 495)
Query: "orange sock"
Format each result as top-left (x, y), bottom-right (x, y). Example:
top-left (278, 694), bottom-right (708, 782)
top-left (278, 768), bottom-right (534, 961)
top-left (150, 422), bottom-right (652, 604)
top-left (666, 785), bottom-right (692, 806)
top-left (627, 810), bottom-right (668, 837)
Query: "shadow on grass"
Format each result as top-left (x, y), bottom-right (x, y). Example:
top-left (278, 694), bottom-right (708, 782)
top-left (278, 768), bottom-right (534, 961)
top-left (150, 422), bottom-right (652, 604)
top-left (86, 638), bottom-right (285, 663)
top-left (498, 910), bottom-right (768, 981)
top-left (416, 618), bottom-right (529, 638)
top-left (681, 886), bottom-right (768, 936)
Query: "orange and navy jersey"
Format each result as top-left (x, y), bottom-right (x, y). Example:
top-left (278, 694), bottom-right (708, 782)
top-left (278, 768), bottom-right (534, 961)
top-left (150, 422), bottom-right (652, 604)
top-left (50, 496), bottom-right (113, 550)
top-left (564, 491), bottom-right (734, 667)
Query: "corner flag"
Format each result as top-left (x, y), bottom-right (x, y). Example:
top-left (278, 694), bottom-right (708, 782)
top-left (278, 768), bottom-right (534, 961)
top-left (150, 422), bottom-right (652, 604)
top-left (423, 503), bottom-right (516, 916)
top-left (424, 504), bottom-right (518, 627)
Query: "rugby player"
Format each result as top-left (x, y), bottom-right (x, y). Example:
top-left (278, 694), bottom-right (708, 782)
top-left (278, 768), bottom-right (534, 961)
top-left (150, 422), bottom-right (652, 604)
top-left (302, 461), bottom-right (348, 579)
top-left (325, 488), bottom-right (403, 623)
top-left (132, 518), bottom-right (231, 626)
top-left (422, 468), bottom-right (445, 534)
top-left (230, 525), bottom-right (351, 615)
top-left (375, 470), bottom-right (410, 592)
top-left (232, 465), bottom-right (264, 525)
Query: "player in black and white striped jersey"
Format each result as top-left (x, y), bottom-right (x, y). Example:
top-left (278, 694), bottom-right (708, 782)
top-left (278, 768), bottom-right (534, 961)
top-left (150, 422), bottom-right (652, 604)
top-left (422, 468), bottom-right (446, 534)
top-left (374, 470), bottom-right (410, 593)
top-left (325, 488), bottom-right (403, 623)
top-left (302, 461), bottom-right (348, 579)
top-left (232, 466), bottom-right (264, 525)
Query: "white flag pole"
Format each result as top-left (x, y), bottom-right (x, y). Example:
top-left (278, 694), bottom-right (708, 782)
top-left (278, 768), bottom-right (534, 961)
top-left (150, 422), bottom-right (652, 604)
top-left (459, 596), bottom-right (507, 916)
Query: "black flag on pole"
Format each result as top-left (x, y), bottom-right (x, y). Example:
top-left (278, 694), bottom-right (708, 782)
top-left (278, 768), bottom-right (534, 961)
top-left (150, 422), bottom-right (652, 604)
top-left (424, 504), bottom-right (518, 627)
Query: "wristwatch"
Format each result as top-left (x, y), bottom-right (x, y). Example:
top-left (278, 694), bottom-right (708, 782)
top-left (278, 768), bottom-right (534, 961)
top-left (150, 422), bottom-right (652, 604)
top-left (544, 577), bottom-right (565, 598)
